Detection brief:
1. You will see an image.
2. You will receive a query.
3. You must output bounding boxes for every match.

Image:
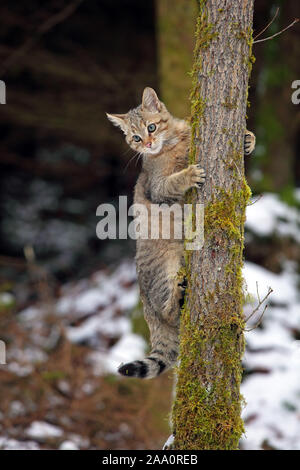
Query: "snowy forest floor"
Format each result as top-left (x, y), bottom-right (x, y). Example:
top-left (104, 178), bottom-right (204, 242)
top-left (0, 192), bottom-right (299, 450)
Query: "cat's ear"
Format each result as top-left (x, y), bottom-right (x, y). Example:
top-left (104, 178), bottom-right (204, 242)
top-left (142, 87), bottom-right (161, 113)
top-left (106, 113), bottom-right (128, 133)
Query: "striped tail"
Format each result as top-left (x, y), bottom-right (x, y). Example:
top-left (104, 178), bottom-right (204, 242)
top-left (118, 323), bottom-right (179, 379)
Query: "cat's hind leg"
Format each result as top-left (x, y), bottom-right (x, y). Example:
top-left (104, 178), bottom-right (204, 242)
top-left (118, 248), bottom-right (184, 379)
top-left (146, 250), bottom-right (183, 326)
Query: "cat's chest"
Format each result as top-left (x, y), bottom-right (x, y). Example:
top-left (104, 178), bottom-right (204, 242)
top-left (146, 146), bottom-right (187, 176)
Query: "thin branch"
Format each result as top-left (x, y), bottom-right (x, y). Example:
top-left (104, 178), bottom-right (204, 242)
top-left (245, 304), bottom-right (269, 332)
top-left (253, 18), bottom-right (299, 44)
top-left (253, 7), bottom-right (279, 40)
top-left (0, 0), bottom-right (85, 76)
top-left (247, 194), bottom-right (263, 206)
top-left (246, 283), bottom-right (274, 324)
top-left (256, 281), bottom-right (261, 304)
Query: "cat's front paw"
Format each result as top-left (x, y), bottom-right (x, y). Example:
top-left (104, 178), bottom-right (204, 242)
top-left (187, 164), bottom-right (206, 188)
top-left (244, 130), bottom-right (256, 155)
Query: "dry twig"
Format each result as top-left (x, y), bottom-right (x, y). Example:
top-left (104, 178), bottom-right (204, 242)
top-left (253, 7), bottom-right (279, 40)
top-left (247, 194), bottom-right (263, 206)
top-left (253, 18), bottom-right (299, 44)
top-left (245, 282), bottom-right (273, 332)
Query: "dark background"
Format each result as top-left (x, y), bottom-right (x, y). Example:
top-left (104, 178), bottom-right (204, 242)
top-left (0, 0), bottom-right (158, 283)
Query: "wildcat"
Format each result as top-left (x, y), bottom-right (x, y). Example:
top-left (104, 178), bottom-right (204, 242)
top-left (107, 87), bottom-right (255, 379)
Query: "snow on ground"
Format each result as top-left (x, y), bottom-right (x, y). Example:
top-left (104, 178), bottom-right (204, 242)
top-left (0, 423), bottom-right (89, 450)
top-left (89, 332), bottom-right (146, 376)
top-left (0, 437), bottom-right (40, 450)
top-left (246, 192), bottom-right (300, 242)
top-left (242, 260), bottom-right (300, 450)
top-left (25, 421), bottom-right (63, 440)
top-left (59, 440), bottom-right (79, 450)
top-left (59, 261), bottom-right (145, 372)
top-left (163, 434), bottom-right (175, 450)
top-left (15, 260), bottom-right (145, 376)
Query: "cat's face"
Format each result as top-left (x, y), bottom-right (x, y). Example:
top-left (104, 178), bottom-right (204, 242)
top-left (106, 88), bottom-right (170, 156)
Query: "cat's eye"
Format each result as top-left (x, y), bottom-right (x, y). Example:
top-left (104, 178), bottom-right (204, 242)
top-left (147, 123), bottom-right (156, 133)
top-left (133, 135), bottom-right (141, 142)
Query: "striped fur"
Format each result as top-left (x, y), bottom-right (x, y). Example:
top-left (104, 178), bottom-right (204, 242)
top-left (107, 87), bottom-right (256, 379)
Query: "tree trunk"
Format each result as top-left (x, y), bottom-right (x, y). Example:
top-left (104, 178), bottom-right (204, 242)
top-left (172, 0), bottom-right (254, 450)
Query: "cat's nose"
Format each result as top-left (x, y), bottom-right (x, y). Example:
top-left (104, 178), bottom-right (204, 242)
top-left (146, 142), bottom-right (152, 148)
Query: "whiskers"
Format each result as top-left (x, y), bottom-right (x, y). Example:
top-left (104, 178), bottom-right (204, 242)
top-left (121, 147), bottom-right (132, 158)
top-left (123, 151), bottom-right (143, 173)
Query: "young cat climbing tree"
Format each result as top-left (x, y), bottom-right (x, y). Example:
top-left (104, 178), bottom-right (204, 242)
top-left (172, 0), bottom-right (255, 449)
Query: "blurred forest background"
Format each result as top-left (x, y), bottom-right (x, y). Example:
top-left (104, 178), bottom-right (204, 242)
top-left (0, 0), bottom-right (299, 450)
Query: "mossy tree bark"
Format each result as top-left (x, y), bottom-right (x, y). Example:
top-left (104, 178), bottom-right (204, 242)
top-left (172, 0), bottom-right (254, 450)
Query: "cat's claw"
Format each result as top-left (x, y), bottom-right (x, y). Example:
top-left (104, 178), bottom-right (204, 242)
top-left (188, 164), bottom-right (206, 187)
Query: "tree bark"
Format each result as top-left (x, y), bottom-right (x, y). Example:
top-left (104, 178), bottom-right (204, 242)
top-left (172, 0), bottom-right (254, 450)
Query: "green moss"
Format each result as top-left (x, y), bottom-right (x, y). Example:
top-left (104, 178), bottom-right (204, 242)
top-left (222, 98), bottom-right (237, 110)
top-left (205, 182), bottom-right (250, 237)
top-left (236, 31), bottom-right (247, 41)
